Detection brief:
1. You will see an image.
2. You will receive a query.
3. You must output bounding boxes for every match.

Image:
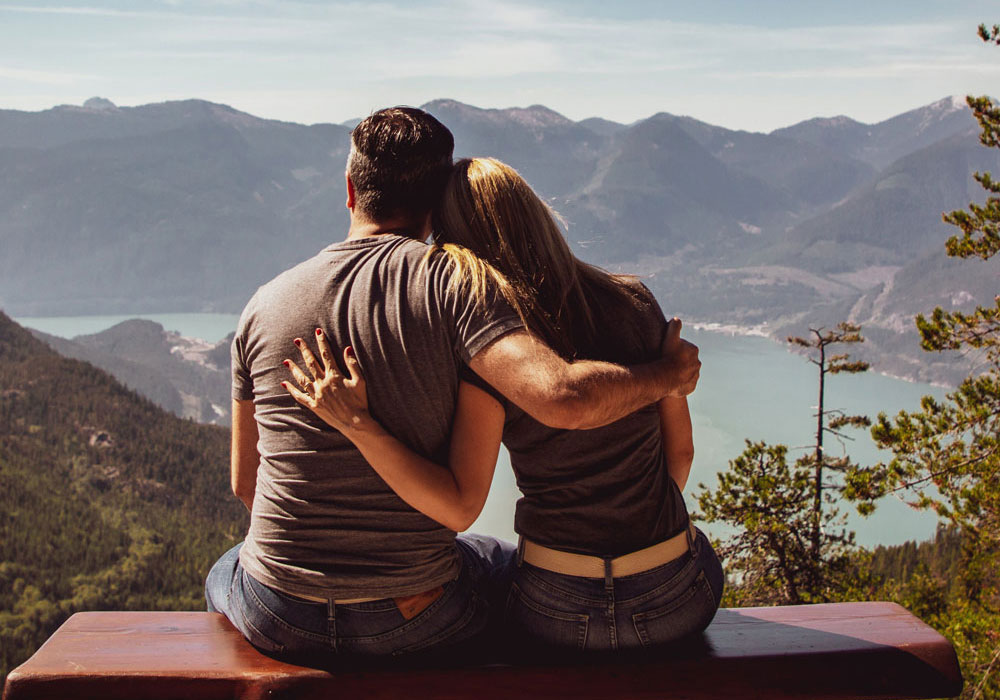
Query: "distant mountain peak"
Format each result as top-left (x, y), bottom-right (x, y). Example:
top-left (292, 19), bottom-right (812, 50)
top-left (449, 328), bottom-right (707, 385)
top-left (83, 97), bottom-right (117, 111)
top-left (577, 116), bottom-right (625, 136)
top-left (207, 102), bottom-right (262, 128)
top-left (421, 98), bottom-right (474, 112)
top-left (510, 104), bottom-right (572, 127)
top-left (421, 99), bottom-right (572, 128)
top-left (780, 114), bottom-right (864, 132)
top-left (938, 95), bottom-right (970, 112)
top-left (823, 115), bottom-right (861, 126)
top-left (884, 94), bottom-right (973, 139)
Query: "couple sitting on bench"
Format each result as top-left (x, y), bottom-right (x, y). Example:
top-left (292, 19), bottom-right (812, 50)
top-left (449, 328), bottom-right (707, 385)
top-left (205, 106), bottom-right (722, 667)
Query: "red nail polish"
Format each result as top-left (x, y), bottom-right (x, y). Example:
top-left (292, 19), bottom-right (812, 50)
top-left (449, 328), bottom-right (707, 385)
top-left (294, 338), bottom-right (301, 347)
top-left (281, 382), bottom-right (287, 387)
top-left (316, 328), bottom-right (323, 336)
top-left (283, 360), bottom-right (289, 367)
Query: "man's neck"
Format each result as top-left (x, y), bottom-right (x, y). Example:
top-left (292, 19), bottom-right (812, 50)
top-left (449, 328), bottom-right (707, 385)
top-left (346, 215), bottom-right (426, 242)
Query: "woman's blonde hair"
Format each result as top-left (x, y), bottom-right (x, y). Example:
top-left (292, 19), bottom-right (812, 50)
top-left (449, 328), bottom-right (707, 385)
top-left (432, 157), bottom-right (646, 359)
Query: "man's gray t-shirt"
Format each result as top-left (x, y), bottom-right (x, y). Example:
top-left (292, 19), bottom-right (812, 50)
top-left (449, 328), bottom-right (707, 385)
top-left (232, 234), bottom-right (523, 600)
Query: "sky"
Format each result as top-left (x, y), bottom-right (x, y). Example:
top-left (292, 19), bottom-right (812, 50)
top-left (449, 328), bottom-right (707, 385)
top-left (1, 0), bottom-right (998, 132)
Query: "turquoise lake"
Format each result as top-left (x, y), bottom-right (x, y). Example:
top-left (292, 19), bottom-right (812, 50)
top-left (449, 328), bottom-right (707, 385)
top-left (17, 313), bottom-right (946, 548)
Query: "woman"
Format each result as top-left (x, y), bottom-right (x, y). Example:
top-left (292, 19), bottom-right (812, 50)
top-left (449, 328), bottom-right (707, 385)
top-left (284, 157), bottom-right (723, 652)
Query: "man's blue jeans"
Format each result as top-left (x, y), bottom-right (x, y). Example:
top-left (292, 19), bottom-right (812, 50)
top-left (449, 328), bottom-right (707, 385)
top-left (505, 528), bottom-right (724, 652)
top-left (205, 534), bottom-right (514, 666)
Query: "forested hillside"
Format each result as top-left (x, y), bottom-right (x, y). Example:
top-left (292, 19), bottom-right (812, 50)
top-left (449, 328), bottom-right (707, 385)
top-left (0, 312), bottom-right (247, 684)
top-left (870, 526), bottom-right (963, 584)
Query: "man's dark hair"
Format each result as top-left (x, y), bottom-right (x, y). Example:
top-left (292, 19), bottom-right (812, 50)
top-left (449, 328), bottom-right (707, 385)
top-left (348, 107), bottom-right (454, 222)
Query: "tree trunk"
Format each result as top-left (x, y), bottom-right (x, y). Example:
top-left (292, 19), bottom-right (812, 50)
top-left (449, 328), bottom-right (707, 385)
top-left (811, 338), bottom-right (826, 582)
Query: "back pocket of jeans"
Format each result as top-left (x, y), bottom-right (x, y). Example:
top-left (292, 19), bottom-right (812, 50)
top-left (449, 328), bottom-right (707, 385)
top-left (506, 582), bottom-right (589, 651)
top-left (237, 603), bottom-right (287, 655)
top-left (390, 588), bottom-right (488, 656)
top-left (631, 571), bottom-right (715, 648)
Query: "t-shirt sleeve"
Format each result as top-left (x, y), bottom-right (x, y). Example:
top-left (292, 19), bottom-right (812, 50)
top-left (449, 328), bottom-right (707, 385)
top-left (429, 250), bottom-right (525, 363)
top-left (631, 280), bottom-right (670, 357)
top-left (459, 363), bottom-right (507, 406)
top-left (231, 305), bottom-right (255, 401)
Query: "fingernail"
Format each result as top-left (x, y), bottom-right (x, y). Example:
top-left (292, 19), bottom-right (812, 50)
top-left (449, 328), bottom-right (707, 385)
top-left (316, 328), bottom-right (323, 336)
top-left (281, 382), bottom-right (287, 388)
top-left (282, 360), bottom-right (289, 367)
top-left (294, 338), bottom-right (301, 347)
top-left (346, 346), bottom-right (353, 356)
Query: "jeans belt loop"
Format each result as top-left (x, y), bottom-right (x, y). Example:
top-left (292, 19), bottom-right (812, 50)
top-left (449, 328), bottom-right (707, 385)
top-left (521, 522), bottom-right (696, 578)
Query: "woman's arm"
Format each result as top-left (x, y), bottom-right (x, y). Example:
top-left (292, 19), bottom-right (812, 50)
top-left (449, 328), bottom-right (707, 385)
top-left (283, 330), bottom-right (504, 532)
top-left (658, 397), bottom-right (694, 491)
top-left (657, 317), bottom-right (694, 491)
top-left (231, 398), bottom-right (260, 512)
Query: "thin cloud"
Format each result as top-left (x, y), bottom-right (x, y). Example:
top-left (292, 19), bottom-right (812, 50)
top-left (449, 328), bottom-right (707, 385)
top-left (740, 60), bottom-right (1000, 81)
top-left (0, 4), bottom-right (173, 18)
top-left (0, 65), bottom-right (104, 85)
top-left (3, 1), bottom-right (973, 78)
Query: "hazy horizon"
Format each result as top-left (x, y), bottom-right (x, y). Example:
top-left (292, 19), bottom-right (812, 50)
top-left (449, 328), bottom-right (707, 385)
top-left (1, 91), bottom-right (976, 137)
top-left (2, 0), bottom-right (997, 133)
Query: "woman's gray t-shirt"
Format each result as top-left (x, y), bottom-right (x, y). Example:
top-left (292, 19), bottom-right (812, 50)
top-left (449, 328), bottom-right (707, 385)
top-left (232, 234), bottom-right (523, 599)
top-left (467, 280), bottom-right (689, 557)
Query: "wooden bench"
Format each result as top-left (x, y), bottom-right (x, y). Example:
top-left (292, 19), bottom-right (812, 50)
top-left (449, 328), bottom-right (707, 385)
top-left (2, 602), bottom-right (962, 700)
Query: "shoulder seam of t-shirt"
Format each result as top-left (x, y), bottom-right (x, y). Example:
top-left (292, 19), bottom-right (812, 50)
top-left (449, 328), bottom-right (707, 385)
top-left (323, 233), bottom-right (420, 253)
top-left (460, 317), bottom-right (525, 363)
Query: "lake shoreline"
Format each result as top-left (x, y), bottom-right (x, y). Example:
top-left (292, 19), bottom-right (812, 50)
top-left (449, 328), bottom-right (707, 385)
top-left (11, 310), bottom-right (946, 547)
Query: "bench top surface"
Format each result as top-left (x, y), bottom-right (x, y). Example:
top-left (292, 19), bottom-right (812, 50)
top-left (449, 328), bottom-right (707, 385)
top-left (3, 602), bottom-right (963, 700)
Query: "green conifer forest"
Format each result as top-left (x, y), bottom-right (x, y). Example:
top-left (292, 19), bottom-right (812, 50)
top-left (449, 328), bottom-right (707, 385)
top-left (0, 311), bottom-right (247, 684)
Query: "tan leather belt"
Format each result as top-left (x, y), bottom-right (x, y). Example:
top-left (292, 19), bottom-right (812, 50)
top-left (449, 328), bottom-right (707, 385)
top-left (521, 523), bottom-right (697, 578)
top-left (294, 593), bottom-right (381, 604)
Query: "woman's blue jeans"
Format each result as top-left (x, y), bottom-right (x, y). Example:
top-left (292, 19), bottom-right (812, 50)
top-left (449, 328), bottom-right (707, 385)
top-left (504, 528), bottom-right (724, 652)
top-left (205, 534), bottom-right (514, 667)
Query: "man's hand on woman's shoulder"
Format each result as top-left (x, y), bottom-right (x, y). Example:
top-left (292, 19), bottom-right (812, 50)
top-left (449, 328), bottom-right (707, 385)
top-left (661, 318), bottom-right (700, 398)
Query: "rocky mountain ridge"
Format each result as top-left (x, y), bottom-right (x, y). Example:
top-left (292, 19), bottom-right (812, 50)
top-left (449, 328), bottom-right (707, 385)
top-left (31, 320), bottom-right (232, 425)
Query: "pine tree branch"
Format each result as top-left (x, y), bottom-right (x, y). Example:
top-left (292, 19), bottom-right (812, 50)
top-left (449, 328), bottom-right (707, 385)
top-left (888, 444), bottom-right (1000, 493)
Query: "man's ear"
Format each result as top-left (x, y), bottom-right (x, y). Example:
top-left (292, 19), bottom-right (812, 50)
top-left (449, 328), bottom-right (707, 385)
top-left (345, 173), bottom-right (356, 210)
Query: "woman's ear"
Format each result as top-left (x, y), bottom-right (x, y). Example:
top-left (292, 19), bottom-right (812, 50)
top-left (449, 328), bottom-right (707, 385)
top-left (419, 210), bottom-right (434, 242)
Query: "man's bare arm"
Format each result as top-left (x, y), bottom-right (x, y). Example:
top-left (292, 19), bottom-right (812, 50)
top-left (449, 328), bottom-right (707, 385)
top-left (231, 399), bottom-right (260, 513)
top-left (468, 319), bottom-right (699, 430)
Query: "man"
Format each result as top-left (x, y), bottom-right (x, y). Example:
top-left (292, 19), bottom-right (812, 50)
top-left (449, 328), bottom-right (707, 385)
top-left (205, 107), bottom-right (699, 665)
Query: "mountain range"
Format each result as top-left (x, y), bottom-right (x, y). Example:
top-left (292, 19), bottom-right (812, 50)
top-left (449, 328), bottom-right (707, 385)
top-left (1, 95), bottom-right (997, 384)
